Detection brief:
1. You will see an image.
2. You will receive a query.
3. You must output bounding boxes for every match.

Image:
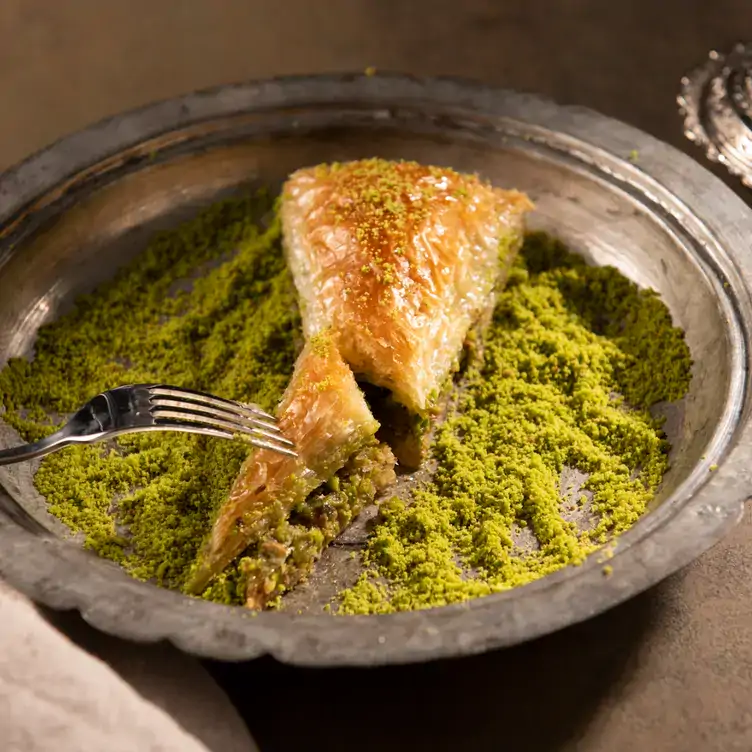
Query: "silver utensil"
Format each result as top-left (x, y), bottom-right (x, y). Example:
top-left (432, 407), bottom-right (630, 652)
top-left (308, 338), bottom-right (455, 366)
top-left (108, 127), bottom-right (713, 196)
top-left (0, 384), bottom-right (296, 465)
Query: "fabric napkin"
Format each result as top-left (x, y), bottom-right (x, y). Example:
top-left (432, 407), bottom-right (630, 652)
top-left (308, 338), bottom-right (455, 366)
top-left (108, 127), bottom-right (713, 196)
top-left (0, 580), bottom-right (258, 752)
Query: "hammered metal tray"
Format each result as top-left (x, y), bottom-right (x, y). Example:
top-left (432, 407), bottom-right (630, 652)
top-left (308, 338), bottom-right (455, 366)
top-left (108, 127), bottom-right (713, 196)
top-left (0, 74), bottom-right (750, 665)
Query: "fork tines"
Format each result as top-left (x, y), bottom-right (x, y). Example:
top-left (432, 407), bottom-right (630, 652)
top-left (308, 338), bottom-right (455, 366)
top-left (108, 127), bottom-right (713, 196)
top-left (147, 385), bottom-right (297, 457)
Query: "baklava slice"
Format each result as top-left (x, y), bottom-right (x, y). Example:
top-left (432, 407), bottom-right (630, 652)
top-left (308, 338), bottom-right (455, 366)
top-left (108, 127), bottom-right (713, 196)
top-left (282, 158), bottom-right (532, 463)
top-left (186, 332), bottom-right (383, 595)
top-left (188, 159), bottom-right (533, 602)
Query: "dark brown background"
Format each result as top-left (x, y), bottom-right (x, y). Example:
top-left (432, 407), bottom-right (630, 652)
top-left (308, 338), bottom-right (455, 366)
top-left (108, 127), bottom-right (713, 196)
top-left (2, 1), bottom-right (751, 750)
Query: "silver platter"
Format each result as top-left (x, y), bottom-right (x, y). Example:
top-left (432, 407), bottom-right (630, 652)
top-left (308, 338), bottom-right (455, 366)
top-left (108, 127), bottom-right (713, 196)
top-left (0, 74), bottom-right (750, 665)
top-left (679, 41), bottom-right (752, 188)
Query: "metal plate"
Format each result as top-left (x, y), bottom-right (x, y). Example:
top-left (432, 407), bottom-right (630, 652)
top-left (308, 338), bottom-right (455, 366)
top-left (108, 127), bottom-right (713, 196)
top-left (0, 74), bottom-right (750, 666)
top-left (679, 42), bottom-right (752, 189)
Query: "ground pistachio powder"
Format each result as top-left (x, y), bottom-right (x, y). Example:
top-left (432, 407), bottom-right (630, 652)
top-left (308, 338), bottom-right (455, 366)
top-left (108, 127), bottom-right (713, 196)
top-left (0, 192), bottom-right (301, 596)
top-left (0, 193), bottom-right (691, 611)
top-left (338, 233), bottom-right (691, 614)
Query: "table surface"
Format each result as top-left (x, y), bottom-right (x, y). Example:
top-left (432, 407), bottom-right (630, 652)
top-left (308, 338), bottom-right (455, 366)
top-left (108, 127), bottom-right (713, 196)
top-left (2, 2), bottom-right (752, 750)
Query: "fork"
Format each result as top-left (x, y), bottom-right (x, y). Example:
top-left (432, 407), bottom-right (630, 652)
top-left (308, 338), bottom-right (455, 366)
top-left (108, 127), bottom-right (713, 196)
top-left (0, 384), bottom-right (296, 466)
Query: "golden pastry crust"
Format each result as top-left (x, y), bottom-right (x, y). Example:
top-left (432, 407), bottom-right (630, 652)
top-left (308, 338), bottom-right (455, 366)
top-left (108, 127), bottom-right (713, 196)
top-left (282, 158), bottom-right (533, 413)
top-left (186, 332), bottom-right (380, 594)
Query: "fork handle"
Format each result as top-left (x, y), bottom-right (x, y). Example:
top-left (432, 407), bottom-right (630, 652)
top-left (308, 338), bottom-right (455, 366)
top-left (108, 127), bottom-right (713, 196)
top-left (0, 430), bottom-right (74, 466)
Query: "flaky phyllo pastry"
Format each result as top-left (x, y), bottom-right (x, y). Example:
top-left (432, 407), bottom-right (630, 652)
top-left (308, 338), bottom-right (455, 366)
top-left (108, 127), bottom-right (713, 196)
top-left (187, 158), bottom-right (533, 605)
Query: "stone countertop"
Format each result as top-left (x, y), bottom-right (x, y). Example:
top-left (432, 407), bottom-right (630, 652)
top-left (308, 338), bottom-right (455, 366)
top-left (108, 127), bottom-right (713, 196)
top-left (2, 1), bottom-right (751, 750)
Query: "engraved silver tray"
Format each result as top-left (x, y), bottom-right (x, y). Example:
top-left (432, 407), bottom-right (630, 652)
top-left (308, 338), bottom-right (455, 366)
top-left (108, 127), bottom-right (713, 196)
top-left (0, 74), bottom-right (750, 665)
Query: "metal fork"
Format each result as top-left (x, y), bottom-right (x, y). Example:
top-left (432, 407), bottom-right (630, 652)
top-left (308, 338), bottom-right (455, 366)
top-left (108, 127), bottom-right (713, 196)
top-left (0, 384), bottom-right (296, 466)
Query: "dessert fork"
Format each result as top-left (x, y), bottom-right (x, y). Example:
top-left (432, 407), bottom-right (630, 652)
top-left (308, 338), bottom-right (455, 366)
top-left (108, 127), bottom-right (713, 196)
top-left (0, 384), bottom-right (296, 466)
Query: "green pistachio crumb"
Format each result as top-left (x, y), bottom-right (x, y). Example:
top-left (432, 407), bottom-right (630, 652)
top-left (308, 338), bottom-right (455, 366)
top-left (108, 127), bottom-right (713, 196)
top-left (339, 232), bottom-right (691, 614)
top-left (0, 197), bottom-right (691, 615)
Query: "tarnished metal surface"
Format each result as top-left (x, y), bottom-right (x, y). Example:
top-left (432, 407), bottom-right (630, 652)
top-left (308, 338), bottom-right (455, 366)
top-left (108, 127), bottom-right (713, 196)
top-left (0, 74), bottom-right (750, 666)
top-left (679, 42), bottom-right (752, 188)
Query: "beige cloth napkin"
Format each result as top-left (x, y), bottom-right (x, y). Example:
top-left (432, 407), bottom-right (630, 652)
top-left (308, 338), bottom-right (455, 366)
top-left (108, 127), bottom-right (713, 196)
top-left (0, 580), bottom-right (258, 752)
